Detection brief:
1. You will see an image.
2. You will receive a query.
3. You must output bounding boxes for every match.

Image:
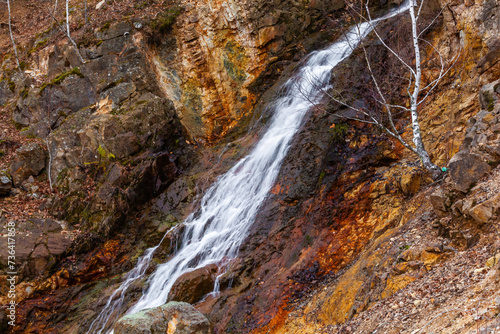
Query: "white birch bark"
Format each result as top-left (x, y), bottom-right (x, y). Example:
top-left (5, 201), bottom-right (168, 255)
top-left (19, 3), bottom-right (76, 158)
top-left (408, 0), bottom-right (441, 178)
top-left (46, 138), bottom-right (54, 191)
top-left (6, 0), bottom-right (21, 71)
top-left (66, 0), bottom-right (70, 40)
top-left (49, 1), bottom-right (86, 64)
top-left (330, 0), bottom-right (448, 179)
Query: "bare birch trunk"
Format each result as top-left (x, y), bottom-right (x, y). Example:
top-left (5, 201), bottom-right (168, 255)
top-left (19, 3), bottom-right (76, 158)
top-left (49, 0), bottom-right (86, 63)
top-left (46, 138), bottom-right (54, 191)
top-left (6, 0), bottom-right (21, 71)
top-left (66, 0), bottom-right (70, 40)
top-left (408, 0), bottom-right (441, 178)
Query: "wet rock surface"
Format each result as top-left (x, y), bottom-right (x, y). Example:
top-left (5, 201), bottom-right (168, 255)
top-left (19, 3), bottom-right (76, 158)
top-left (114, 302), bottom-right (210, 334)
top-left (169, 264), bottom-right (218, 304)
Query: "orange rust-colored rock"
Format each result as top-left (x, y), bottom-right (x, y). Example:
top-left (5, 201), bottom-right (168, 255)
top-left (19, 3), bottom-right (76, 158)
top-left (380, 274), bottom-right (417, 299)
top-left (151, 0), bottom-right (333, 143)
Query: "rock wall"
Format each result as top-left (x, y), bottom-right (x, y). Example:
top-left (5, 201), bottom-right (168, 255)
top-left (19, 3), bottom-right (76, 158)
top-left (151, 0), bottom-right (343, 142)
top-left (0, 0), bottom-right (347, 332)
top-left (188, 0), bottom-right (500, 332)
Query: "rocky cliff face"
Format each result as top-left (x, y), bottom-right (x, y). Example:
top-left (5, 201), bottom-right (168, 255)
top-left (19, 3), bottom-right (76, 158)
top-left (230, 0), bottom-right (500, 332)
top-left (1, 0), bottom-right (500, 333)
top-left (151, 0), bottom-right (343, 142)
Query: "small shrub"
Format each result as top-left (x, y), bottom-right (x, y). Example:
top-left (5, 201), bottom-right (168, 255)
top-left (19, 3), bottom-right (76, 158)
top-left (330, 122), bottom-right (349, 142)
top-left (97, 145), bottom-right (107, 158)
top-left (97, 145), bottom-right (115, 160)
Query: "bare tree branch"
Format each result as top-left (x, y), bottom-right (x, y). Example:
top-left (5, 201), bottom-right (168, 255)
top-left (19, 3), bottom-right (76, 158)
top-left (48, 7), bottom-right (86, 64)
top-left (363, 0), bottom-right (416, 77)
top-left (417, 38), bottom-right (461, 106)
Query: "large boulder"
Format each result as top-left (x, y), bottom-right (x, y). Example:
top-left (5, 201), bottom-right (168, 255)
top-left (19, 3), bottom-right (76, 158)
top-left (468, 193), bottom-right (500, 224)
top-left (429, 187), bottom-right (450, 218)
top-left (0, 171), bottom-right (12, 196)
top-left (114, 301), bottom-right (210, 334)
top-left (10, 143), bottom-right (47, 186)
top-left (169, 264), bottom-right (218, 304)
top-left (448, 151), bottom-right (491, 192)
top-left (399, 167), bottom-right (422, 196)
top-left (13, 71), bottom-right (96, 137)
top-left (0, 218), bottom-right (71, 277)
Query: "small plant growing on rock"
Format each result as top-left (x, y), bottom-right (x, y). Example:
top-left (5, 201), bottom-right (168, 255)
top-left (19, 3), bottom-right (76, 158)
top-left (330, 122), bottom-right (349, 142)
top-left (97, 145), bottom-right (115, 160)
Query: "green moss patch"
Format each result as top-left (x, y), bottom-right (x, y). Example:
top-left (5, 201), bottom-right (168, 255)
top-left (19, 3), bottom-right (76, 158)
top-left (330, 122), bottom-right (349, 142)
top-left (20, 87), bottom-right (29, 99)
top-left (100, 22), bottom-right (111, 32)
top-left (39, 67), bottom-right (84, 94)
top-left (28, 38), bottom-right (49, 56)
top-left (150, 6), bottom-right (181, 33)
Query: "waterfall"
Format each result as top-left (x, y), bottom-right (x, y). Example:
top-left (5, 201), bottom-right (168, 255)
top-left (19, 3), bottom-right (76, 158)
top-left (89, 5), bottom-right (409, 333)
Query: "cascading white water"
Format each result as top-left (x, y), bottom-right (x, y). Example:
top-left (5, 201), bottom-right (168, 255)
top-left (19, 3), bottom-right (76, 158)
top-left (89, 5), bottom-right (409, 333)
top-left (88, 246), bottom-right (159, 333)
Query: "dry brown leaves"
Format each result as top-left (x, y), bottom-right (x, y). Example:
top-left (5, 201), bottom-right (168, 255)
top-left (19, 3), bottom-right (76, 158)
top-left (0, 0), bottom-right (175, 59)
top-left (0, 105), bottom-right (55, 224)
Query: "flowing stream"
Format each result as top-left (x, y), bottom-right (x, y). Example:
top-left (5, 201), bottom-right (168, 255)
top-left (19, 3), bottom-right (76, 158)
top-left (89, 5), bottom-right (409, 333)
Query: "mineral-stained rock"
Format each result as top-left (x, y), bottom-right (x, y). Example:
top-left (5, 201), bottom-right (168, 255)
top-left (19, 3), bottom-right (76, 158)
top-left (10, 143), bottom-right (47, 186)
top-left (114, 301), bottom-right (210, 334)
top-left (486, 253), bottom-right (500, 268)
top-left (168, 264), bottom-right (218, 304)
top-left (468, 193), bottom-right (500, 224)
top-left (469, 203), bottom-right (493, 224)
top-left (399, 167), bottom-right (422, 196)
top-left (448, 151), bottom-right (491, 192)
top-left (429, 187), bottom-right (450, 218)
